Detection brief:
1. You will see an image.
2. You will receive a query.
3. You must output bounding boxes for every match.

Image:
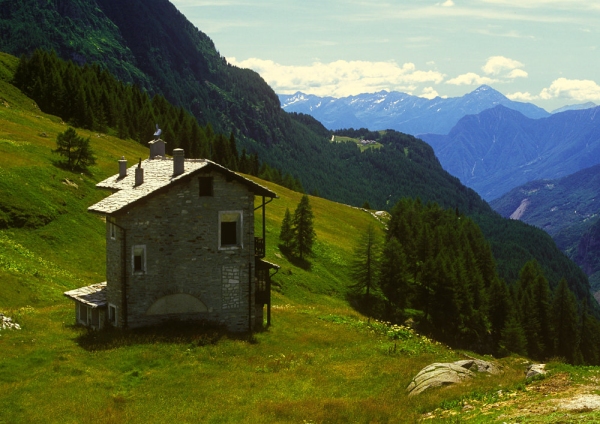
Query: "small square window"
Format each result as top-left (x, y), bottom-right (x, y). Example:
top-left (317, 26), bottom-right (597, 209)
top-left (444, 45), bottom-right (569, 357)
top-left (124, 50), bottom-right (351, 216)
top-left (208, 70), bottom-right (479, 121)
top-left (199, 177), bottom-right (213, 196)
top-left (219, 211), bottom-right (242, 249)
top-left (132, 245), bottom-right (146, 274)
top-left (221, 221), bottom-right (237, 245)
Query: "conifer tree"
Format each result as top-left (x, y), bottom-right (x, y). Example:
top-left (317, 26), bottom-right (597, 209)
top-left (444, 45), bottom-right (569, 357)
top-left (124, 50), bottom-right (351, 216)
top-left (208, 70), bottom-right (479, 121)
top-left (239, 148), bottom-right (250, 173)
top-left (53, 127), bottom-right (96, 171)
top-left (579, 304), bottom-right (600, 365)
top-left (379, 237), bottom-right (409, 318)
top-left (292, 194), bottom-right (316, 259)
top-left (499, 314), bottom-right (528, 356)
top-left (349, 223), bottom-right (380, 299)
top-left (279, 208), bottom-right (293, 249)
top-left (551, 278), bottom-right (580, 363)
top-left (517, 260), bottom-right (552, 359)
top-left (488, 277), bottom-right (512, 349)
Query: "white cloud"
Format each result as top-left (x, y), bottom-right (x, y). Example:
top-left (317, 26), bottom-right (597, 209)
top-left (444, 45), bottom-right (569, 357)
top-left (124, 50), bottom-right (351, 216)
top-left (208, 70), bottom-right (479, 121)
top-left (447, 56), bottom-right (527, 87)
top-left (482, 56), bottom-right (524, 75)
top-left (508, 78), bottom-right (600, 103)
top-left (507, 91), bottom-right (537, 101)
top-left (539, 78), bottom-right (600, 101)
top-left (441, 0), bottom-right (455, 6)
top-left (420, 87), bottom-right (441, 99)
top-left (506, 69), bottom-right (528, 79)
top-left (227, 58), bottom-right (445, 97)
top-left (446, 72), bottom-right (496, 86)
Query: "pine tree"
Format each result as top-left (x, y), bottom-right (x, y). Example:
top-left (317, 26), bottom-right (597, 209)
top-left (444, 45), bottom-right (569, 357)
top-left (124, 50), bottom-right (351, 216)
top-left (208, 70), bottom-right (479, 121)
top-left (52, 127), bottom-right (96, 171)
top-left (579, 304), bottom-right (600, 365)
top-left (551, 278), bottom-right (580, 363)
top-left (279, 208), bottom-right (293, 249)
top-left (291, 194), bottom-right (316, 259)
top-left (379, 237), bottom-right (409, 319)
top-left (499, 314), bottom-right (528, 356)
top-left (517, 260), bottom-right (552, 360)
top-left (488, 278), bottom-right (512, 350)
top-left (349, 223), bottom-right (380, 299)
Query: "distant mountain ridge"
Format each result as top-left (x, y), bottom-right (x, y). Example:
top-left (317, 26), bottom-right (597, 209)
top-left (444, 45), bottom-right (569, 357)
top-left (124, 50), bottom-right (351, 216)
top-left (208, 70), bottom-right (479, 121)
top-left (490, 164), bottom-right (600, 295)
top-left (420, 105), bottom-right (600, 201)
top-left (552, 102), bottom-right (597, 114)
top-left (278, 85), bottom-right (550, 135)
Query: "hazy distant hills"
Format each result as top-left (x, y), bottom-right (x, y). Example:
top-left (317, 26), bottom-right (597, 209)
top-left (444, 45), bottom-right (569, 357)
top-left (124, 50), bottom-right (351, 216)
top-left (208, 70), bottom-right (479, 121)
top-left (420, 105), bottom-right (600, 201)
top-left (490, 164), bottom-right (600, 294)
top-left (552, 102), bottom-right (597, 114)
top-left (278, 85), bottom-right (550, 135)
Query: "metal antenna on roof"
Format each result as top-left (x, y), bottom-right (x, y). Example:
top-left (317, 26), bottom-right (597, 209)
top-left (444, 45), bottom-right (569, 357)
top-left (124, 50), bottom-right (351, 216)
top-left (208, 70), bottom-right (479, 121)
top-left (138, 158), bottom-right (142, 168)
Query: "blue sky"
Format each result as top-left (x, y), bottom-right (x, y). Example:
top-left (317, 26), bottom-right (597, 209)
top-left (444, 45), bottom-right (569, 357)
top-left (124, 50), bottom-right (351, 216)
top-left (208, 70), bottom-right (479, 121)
top-left (170, 0), bottom-right (600, 111)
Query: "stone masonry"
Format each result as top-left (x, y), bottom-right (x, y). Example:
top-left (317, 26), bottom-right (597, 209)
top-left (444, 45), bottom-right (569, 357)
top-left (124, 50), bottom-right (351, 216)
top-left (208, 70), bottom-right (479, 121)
top-left (106, 168), bottom-right (256, 331)
top-left (64, 154), bottom-right (277, 333)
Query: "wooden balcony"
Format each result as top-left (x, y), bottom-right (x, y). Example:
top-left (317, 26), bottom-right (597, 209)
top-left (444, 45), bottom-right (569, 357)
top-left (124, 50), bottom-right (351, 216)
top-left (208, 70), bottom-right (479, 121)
top-left (254, 237), bottom-right (265, 258)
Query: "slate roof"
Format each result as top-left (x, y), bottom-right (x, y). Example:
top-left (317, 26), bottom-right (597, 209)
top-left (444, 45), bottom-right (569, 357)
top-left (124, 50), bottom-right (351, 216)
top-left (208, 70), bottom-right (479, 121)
top-left (64, 282), bottom-right (107, 308)
top-left (88, 157), bottom-right (276, 216)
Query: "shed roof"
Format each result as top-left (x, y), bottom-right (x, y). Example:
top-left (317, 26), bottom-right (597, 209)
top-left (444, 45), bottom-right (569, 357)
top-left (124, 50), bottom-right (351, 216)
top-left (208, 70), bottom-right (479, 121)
top-left (64, 282), bottom-right (107, 308)
top-left (88, 158), bottom-right (276, 216)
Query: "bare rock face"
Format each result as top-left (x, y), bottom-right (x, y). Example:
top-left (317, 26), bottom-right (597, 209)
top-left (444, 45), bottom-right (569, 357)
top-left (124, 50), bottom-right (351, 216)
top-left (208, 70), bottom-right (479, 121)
top-left (526, 363), bottom-right (546, 379)
top-left (406, 359), bottom-right (499, 396)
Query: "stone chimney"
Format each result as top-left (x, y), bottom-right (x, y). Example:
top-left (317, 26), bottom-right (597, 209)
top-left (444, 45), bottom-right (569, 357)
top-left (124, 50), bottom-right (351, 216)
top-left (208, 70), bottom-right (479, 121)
top-left (173, 148), bottom-right (185, 176)
top-left (118, 156), bottom-right (127, 179)
top-left (149, 139), bottom-right (166, 159)
top-left (135, 158), bottom-right (144, 186)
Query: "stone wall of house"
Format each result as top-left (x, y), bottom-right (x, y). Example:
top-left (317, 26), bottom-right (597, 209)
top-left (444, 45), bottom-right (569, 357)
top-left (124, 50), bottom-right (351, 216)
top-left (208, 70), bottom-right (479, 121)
top-left (106, 170), bottom-right (256, 332)
top-left (106, 219), bottom-right (125, 327)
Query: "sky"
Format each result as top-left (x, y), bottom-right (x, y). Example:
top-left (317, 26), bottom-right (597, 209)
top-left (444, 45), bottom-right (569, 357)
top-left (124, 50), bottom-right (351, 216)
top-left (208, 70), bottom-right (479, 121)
top-left (170, 0), bottom-right (600, 112)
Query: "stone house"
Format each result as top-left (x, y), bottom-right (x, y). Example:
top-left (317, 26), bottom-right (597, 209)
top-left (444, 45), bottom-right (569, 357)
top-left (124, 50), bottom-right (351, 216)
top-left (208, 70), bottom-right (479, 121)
top-left (64, 141), bottom-right (278, 332)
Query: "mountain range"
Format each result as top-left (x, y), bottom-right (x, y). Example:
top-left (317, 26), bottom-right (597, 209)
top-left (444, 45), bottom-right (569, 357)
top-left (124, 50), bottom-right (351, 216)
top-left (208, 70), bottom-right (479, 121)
top-left (278, 86), bottom-right (550, 135)
top-left (420, 105), bottom-right (600, 201)
top-left (490, 164), bottom-right (600, 296)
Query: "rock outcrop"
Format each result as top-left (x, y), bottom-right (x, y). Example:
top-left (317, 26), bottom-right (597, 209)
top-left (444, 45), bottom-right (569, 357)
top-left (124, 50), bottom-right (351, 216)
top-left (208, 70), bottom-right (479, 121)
top-left (407, 359), bottom-right (500, 396)
top-left (526, 363), bottom-right (546, 379)
top-left (0, 313), bottom-right (21, 331)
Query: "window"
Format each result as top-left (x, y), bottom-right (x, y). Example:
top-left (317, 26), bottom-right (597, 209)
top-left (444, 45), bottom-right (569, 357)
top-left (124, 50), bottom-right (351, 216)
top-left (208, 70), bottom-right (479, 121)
top-left (108, 304), bottom-right (117, 326)
top-left (132, 245), bottom-right (146, 274)
top-left (199, 177), bottom-right (213, 196)
top-left (78, 303), bottom-right (88, 325)
top-left (109, 221), bottom-right (116, 240)
top-left (219, 211), bottom-right (243, 249)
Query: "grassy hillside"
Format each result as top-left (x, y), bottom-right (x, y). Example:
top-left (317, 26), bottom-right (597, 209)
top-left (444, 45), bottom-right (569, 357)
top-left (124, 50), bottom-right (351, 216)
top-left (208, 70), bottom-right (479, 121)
top-left (4, 66), bottom-right (600, 421)
top-left (0, 67), bottom-right (492, 422)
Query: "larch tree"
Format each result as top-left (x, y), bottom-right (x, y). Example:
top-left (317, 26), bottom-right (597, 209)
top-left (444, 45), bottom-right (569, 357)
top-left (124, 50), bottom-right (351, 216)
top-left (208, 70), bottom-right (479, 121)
top-left (53, 127), bottom-right (96, 171)
top-left (292, 194), bottom-right (316, 259)
top-left (279, 207), bottom-right (294, 249)
top-left (349, 223), bottom-right (380, 300)
top-left (551, 278), bottom-right (580, 364)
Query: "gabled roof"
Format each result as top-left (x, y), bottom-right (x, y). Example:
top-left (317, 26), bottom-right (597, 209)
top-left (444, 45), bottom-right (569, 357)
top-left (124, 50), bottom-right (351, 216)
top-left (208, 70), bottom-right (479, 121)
top-left (88, 158), bottom-right (276, 216)
top-left (64, 282), bottom-right (107, 308)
